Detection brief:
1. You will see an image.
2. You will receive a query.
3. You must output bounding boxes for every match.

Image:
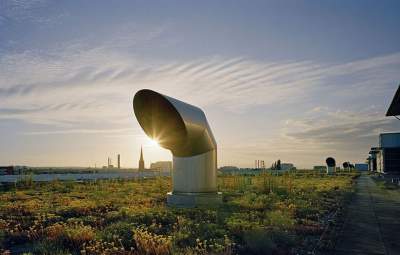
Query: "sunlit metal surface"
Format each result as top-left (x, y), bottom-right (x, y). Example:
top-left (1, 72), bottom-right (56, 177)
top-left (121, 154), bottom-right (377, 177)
top-left (133, 89), bottom-right (221, 206)
top-left (133, 89), bottom-right (216, 157)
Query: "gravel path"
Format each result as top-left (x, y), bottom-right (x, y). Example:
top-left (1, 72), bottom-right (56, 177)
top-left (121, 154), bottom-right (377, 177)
top-left (334, 174), bottom-right (400, 255)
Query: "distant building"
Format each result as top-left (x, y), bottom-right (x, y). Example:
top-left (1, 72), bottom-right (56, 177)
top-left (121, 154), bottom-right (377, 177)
top-left (372, 86), bottom-right (400, 175)
top-left (0, 166), bottom-right (25, 175)
top-left (219, 166), bottom-right (239, 174)
top-left (355, 163), bottom-right (368, 171)
top-left (107, 157), bottom-right (114, 168)
top-left (313, 166), bottom-right (326, 171)
top-left (150, 161), bottom-right (172, 173)
top-left (280, 163), bottom-right (295, 171)
top-left (0, 166), bottom-right (14, 175)
top-left (138, 146), bottom-right (145, 171)
top-left (368, 133), bottom-right (400, 174)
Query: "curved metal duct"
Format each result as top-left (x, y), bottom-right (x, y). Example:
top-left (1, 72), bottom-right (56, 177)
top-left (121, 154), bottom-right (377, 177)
top-left (133, 89), bottom-right (221, 206)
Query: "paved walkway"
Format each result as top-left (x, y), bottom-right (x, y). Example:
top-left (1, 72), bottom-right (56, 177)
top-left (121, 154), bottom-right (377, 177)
top-left (334, 174), bottom-right (400, 255)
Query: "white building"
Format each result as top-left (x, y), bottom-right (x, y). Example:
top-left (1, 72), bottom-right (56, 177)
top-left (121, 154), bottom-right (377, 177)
top-left (150, 161), bottom-right (172, 173)
top-left (281, 163), bottom-right (295, 171)
top-left (368, 133), bottom-right (400, 174)
top-left (355, 163), bottom-right (368, 171)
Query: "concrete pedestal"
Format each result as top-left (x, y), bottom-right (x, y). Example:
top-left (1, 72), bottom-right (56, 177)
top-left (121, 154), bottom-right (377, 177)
top-left (167, 192), bottom-right (222, 207)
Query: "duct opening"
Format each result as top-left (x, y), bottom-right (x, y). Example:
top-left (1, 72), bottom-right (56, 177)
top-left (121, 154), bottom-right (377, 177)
top-left (326, 157), bottom-right (336, 167)
top-left (133, 89), bottom-right (216, 157)
top-left (133, 89), bottom-right (187, 152)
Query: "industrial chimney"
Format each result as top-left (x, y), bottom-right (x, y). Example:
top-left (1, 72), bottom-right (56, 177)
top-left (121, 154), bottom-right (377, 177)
top-left (117, 154), bottom-right (121, 169)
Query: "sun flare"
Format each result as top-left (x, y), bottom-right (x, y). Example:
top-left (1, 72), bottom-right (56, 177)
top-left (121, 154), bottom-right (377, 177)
top-left (149, 138), bottom-right (160, 148)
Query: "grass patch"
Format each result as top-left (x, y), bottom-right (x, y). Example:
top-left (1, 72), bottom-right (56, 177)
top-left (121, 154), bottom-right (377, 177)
top-left (0, 171), bottom-right (358, 254)
top-left (373, 176), bottom-right (400, 190)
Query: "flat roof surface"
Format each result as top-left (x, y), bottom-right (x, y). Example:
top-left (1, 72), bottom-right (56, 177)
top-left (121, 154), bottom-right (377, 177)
top-left (369, 147), bottom-right (381, 154)
top-left (386, 84), bottom-right (400, 116)
top-left (370, 147), bottom-right (381, 150)
top-left (379, 132), bottom-right (400, 135)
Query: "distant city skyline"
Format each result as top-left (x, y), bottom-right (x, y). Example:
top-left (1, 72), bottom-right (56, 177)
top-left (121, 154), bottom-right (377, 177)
top-left (1, 1), bottom-right (400, 168)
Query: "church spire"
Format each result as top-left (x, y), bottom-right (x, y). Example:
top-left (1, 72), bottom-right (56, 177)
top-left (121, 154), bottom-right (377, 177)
top-left (138, 146), bottom-right (145, 171)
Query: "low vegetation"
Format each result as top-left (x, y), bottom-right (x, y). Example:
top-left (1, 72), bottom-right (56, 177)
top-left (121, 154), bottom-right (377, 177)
top-left (372, 176), bottom-right (400, 191)
top-left (0, 170), bottom-right (359, 254)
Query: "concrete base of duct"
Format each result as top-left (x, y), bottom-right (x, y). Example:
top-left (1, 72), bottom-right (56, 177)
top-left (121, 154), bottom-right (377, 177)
top-left (167, 192), bottom-right (222, 207)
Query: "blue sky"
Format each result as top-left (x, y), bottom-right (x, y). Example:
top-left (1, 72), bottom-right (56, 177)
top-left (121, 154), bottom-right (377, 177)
top-left (0, 0), bottom-right (400, 168)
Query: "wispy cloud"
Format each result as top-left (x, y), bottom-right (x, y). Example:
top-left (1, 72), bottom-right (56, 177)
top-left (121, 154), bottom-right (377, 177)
top-left (1, 26), bottom-right (399, 168)
top-left (284, 107), bottom-right (400, 152)
top-left (1, 1), bottom-right (399, 167)
top-left (216, 105), bottom-right (400, 168)
top-left (2, 42), bottom-right (399, 124)
top-left (22, 127), bottom-right (137, 136)
top-left (0, 0), bottom-right (68, 25)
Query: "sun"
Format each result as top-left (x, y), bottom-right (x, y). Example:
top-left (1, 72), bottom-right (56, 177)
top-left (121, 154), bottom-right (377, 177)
top-left (142, 135), bottom-right (163, 149)
top-left (149, 138), bottom-right (160, 148)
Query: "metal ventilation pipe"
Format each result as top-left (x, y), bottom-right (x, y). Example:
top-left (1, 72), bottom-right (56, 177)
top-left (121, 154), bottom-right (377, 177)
top-left (133, 89), bottom-right (221, 207)
top-left (326, 157), bottom-right (336, 175)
